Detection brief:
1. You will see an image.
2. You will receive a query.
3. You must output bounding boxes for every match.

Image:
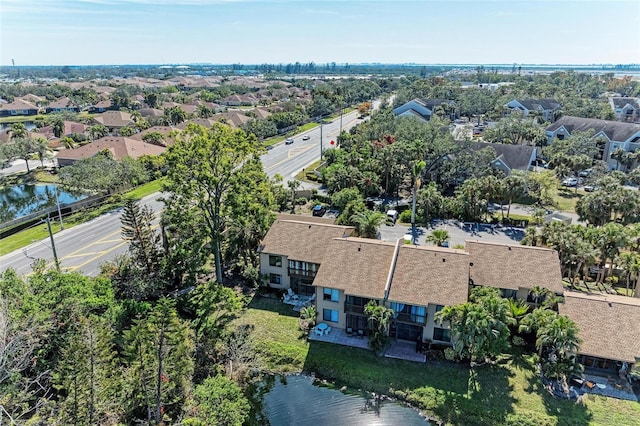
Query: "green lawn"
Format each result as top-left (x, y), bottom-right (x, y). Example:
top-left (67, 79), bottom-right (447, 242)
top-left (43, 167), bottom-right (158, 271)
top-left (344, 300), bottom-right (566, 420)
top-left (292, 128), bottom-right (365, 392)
top-left (239, 296), bottom-right (640, 426)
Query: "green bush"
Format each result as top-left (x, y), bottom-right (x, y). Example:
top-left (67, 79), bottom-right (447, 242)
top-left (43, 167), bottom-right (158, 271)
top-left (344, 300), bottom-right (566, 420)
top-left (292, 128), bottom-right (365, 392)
top-left (398, 209), bottom-right (413, 223)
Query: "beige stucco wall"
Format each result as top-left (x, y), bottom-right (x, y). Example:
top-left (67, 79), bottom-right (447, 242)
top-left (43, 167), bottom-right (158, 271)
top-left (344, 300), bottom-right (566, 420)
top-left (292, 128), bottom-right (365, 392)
top-left (259, 252), bottom-right (290, 290)
top-left (425, 304), bottom-right (452, 345)
top-left (314, 287), bottom-right (346, 329)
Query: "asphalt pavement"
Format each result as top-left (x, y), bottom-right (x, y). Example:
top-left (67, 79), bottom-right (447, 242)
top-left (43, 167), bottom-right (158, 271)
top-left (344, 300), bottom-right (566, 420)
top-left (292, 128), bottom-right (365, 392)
top-left (379, 219), bottom-right (526, 248)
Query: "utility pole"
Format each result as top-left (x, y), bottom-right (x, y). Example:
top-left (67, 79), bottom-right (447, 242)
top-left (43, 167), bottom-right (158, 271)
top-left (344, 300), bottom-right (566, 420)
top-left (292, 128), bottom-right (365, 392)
top-left (45, 214), bottom-right (60, 271)
top-left (54, 187), bottom-right (64, 230)
top-left (319, 119), bottom-right (323, 161)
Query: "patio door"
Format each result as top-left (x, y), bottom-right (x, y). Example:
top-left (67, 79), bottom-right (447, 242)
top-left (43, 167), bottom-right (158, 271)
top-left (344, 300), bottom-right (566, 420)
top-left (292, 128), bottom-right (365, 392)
top-left (390, 323), bottom-right (422, 342)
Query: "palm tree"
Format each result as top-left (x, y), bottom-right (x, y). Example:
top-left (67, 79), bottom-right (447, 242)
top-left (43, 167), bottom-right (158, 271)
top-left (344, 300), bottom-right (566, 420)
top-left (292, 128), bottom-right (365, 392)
top-left (60, 136), bottom-right (78, 150)
top-left (52, 118), bottom-right (65, 138)
top-left (426, 229), bottom-right (449, 247)
top-left (32, 137), bottom-right (50, 167)
top-left (197, 104), bottom-right (214, 118)
top-left (89, 124), bottom-right (109, 140)
top-left (10, 123), bottom-right (27, 139)
top-left (536, 315), bottom-right (581, 359)
top-left (364, 301), bottom-right (394, 356)
top-left (349, 210), bottom-right (386, 239)
top-left (287, 180), bottom-right (301, 214)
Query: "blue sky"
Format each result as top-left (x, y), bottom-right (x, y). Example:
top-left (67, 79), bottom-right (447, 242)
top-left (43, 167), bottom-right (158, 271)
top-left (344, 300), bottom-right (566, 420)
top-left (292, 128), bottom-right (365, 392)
top-left (1, 0), bottom-right (639, 66)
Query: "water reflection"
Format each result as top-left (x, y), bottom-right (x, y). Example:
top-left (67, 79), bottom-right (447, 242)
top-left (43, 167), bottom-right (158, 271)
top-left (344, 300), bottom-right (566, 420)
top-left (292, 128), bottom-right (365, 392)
top-left (255, 375), bottom-right (429, 426)
top-left (0, 184), bottom-right (87, 223)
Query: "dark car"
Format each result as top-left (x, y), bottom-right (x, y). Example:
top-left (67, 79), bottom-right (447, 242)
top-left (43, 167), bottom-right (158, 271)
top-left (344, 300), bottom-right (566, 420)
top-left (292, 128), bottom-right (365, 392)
top-left (312, 204), bottom-right (326, 217)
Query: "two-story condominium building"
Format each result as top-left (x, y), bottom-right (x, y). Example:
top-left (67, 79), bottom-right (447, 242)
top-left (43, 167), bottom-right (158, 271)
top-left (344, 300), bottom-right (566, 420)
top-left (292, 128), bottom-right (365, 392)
top-left (259, 218), bottom-right (566, 346)
top-left (545, 116), bottom-right (640, 171)
top-left (258, 214), bottom-right (354, 297)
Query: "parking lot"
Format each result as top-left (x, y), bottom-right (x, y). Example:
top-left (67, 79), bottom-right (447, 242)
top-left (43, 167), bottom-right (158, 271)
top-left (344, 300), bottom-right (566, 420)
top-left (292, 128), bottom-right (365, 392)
top-left (379, 219), bottom-right (526, 248)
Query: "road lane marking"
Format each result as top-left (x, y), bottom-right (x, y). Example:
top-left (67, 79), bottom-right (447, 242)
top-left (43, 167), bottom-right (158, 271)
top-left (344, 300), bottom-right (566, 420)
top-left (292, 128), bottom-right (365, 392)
top-left (264, 145), bottom-right (314, 172)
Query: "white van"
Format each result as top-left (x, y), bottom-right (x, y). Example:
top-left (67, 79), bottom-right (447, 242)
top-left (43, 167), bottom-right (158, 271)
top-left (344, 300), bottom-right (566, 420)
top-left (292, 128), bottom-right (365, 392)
top-left (386, 209), bottom-right (398, 224)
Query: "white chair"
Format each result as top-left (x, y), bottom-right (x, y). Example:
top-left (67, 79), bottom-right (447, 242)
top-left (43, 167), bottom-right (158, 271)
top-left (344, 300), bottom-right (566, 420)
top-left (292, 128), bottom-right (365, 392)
top-left (325, 326), bottom-right (332, 335)
top-left (314, 327), bottom-right (323, 336)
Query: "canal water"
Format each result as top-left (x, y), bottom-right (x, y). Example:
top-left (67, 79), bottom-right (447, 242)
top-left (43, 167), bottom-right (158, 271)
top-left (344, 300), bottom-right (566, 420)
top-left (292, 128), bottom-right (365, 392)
top-left (0, 184), bottom-right (87, 223)
top-left (253, 375), bottom-right (430, 426)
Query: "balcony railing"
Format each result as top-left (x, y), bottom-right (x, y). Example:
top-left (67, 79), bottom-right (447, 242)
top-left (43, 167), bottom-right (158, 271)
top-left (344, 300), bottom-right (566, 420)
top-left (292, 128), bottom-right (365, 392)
top-left (288, 268), bottom-right (317, 279)
top-left (344, 303), bottom-right (365, 314)
top-left (394, 312), bottom-right (426, 325)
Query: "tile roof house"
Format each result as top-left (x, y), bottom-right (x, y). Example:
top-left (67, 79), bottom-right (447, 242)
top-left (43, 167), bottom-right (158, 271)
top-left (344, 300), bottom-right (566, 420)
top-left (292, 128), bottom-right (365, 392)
top-left (545, 116), bottom-right (640, 170)
top-left (559, 292), bottom-right (640, 368)
top-left (504, 99), bottom-right (561, 122)
top-left (609, 97), bottom-right (640, 123)
top-left (45, 96), bottom-right (79, 113)
top-left (37, 121), bottom-right (89, 139)
top-left (56, 136), bottom-right (166, 166)
top-left (89, 100), bottom-right (113, 113)
top-left (129, 126), bottom-right (179, 146)
top-left (92, 110), bottom-right (134, 131)
top-left (220, 94), bottom-right (258, 107)
top-left (0, 99), bottom-right (40, 117)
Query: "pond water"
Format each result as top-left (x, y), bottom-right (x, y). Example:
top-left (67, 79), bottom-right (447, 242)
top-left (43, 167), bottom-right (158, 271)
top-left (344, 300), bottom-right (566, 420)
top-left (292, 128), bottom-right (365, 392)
top-left (0, 184), bottom-right (87, 223)
top-left (254, 375), bottom-right (430, 426)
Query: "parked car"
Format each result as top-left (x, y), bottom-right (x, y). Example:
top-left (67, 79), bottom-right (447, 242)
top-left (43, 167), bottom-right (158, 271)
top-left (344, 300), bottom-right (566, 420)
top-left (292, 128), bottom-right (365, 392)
top-left (579, 169), bottom-right (592, 177)
top-left (312, 204), bottom-right (326, 217)
top-left (285, 138), bottom-right (294, 145)
top-left (583, 185), bottom-right (599, 192)
top-left (302, 135), bottom-right (310, 140)
top-left (562, 177), bottom-right (578, 187)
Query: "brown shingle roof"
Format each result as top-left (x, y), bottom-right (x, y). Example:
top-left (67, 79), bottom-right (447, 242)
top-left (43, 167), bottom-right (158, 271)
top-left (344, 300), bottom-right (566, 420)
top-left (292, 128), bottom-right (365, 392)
top-left (466, 240), bottom-right (564, 294)
top-left (559, 291), bottom-right (640, 363)
top-left (259, 218), bottom-right (354, 265)
top-left (313, 237), bottom-right (394, 299)
top-left (56, 136), bottom-right (165, 163)
top-left (389, 245), bottom-right (469, 307)
top-left (93, 111), bottom-right (133, 128)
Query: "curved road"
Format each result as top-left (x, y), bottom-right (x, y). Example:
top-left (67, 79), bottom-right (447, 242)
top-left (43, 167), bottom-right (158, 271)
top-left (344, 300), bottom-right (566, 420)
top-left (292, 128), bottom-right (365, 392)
top-left (0, 109), bottom-right (369, 276)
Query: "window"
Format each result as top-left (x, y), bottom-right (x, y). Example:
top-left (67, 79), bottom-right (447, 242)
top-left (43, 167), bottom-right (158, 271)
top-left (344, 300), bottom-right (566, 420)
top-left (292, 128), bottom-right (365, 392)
top-left (269, 273), bottom-right (281, 285)
top-left (323, 309), bottom-right (338, 323)
top-left (501, 289), bottom-right (517, 299)
top-left (435, 305), bottom-right (444, 313)
top-left (323, 288), bottom-right (339, 302)
top-left (410, 306), bottom-right (426, 324)
top-left (268, 255), bottom-right (282, 267)
top-left (433, 327), bottom-right (451, 342)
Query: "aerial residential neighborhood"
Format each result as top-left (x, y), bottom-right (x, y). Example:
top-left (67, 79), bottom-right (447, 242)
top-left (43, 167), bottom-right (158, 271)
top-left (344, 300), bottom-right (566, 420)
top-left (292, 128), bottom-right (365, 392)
top-left (1, 0), bottom-right (640, 425)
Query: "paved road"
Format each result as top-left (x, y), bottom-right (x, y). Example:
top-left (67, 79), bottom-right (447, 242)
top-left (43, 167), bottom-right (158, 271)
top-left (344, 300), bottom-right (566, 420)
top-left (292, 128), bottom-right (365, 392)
top-left (0, 109), bottom-right (369, 276)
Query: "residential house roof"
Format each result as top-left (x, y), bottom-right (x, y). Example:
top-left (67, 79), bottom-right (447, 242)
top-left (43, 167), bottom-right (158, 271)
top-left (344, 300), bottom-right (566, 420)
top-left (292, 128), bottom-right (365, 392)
top-left (47, 96), bottom-right (74, 109)
top-left (466, 240), bottom-right (564, 294)
top-left (610, 97), bottom-right (640, 110)
top-left (93, 111), bottom-right (134, 128)
top-left (389, 245), bottom-right (470, 307)
top-left (129, 126), bottom-right (179, 146)
top-left (313, 237), bottom-right (395, 300)
top-left (212, 111), bottom-right (250, 128)
top-left (38, 121), bottom-right (88, 138)
top-left (464, 141), bottom-right (535, 171)
top-left (176, 118), bottom-right (217, 129)
top-left (258, 218), bottom-right (354, 265)
top-left (138, 107), bottom-right (164, 117)
top-left (56, 136), bottom-right (166, 163)
top-left (558, 291), bottom-right (640, 363)
top-left (509, 98), bottom-right (561, 111)
top-left (0, 99), bottom-right (39, 112)
top-left (546, 116), bottom-right (640, 143)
